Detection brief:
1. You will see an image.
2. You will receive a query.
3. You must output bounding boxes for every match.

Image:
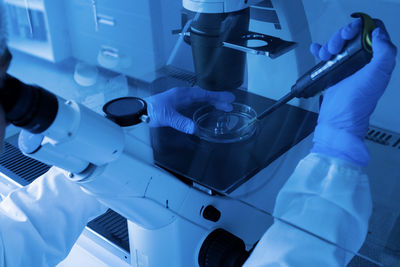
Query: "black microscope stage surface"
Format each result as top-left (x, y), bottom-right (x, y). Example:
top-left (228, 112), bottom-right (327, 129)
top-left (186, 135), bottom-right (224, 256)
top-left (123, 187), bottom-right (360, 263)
top-left (151, 87), bottom-right (318, 194)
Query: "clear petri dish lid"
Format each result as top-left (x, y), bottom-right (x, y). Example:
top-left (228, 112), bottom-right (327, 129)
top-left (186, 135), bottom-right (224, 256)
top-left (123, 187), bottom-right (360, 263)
top-left (193, 103), bottom-right (258, 143)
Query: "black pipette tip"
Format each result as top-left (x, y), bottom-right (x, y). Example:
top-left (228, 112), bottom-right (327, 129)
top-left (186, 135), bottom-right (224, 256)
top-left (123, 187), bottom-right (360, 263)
top-left (257, 91), bottom-right (296, 120)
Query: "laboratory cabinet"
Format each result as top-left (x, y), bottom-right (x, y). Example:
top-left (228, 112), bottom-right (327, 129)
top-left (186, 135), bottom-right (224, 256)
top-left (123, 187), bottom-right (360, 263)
top-left (65, 0), bottom-right (182, 81)
top-left (67, 4), bottom-right (155, 49)
top-left (5, 0), bottom-right (183, 82)
top-left (70, 32), bottom-right (158, 84)
top-left (71, 0), bottom-right (151, 14)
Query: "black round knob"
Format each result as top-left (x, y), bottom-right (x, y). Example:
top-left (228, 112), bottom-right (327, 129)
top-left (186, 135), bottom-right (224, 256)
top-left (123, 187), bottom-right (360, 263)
top-left (103, 97), bottom-right (147, 127)
top-left (202, 205), bottom-right (221, 222)
top-left (198, 229), bottom-right (249, 267)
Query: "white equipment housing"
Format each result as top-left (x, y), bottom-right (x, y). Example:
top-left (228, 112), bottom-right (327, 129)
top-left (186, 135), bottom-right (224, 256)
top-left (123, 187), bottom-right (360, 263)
top-left (183, 0), bottom-right (251, 13)
top-left (19, 97), bottom-right (278, 266)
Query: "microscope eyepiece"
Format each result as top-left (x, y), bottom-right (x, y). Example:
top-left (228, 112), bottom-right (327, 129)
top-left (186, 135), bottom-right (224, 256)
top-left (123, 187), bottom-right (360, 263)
top-left (0, 75), bottom-right (58, 133)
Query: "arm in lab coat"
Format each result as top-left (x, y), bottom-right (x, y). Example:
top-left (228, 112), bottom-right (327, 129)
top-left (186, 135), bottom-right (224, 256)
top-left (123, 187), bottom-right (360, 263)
top-left (0, 167), bottom-right (107, 266)
top-left (243, 153), bottom-right (372, 267)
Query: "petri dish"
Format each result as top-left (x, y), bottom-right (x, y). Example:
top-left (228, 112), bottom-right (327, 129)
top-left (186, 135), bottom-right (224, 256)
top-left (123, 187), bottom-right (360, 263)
top-left (193, 103), bottom-right (258, 143)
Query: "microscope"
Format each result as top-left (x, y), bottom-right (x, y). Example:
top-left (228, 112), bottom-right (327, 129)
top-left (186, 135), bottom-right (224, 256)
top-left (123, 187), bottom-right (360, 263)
top-left (2, 75), bottom-right (274, 267)
top-left (1, 1), bottom-right (320, 266)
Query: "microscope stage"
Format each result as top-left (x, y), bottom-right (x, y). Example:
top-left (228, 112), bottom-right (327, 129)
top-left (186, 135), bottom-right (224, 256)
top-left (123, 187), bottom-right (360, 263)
top-left (151, 89), bottom-right (317, 193)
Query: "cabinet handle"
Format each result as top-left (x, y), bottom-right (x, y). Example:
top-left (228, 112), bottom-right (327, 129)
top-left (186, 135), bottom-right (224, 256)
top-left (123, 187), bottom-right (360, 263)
top-left (23, 0), bottom-right (33, 35)
top-left (97, 14), bottom-right (115, 27)
top-left (101, 46), bottom-right (119, 58)
top-left (91, 0), bottom-right (99, 32)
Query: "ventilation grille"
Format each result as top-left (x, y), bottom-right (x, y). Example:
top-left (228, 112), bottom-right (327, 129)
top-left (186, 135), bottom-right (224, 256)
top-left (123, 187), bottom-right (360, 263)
top-left (0, 142), bottom-right (50, 185)
top-left (0, 137), bottom-right (130, 252)
top-left (88, 209), bottom-right (129, 252)
top-left (366, 126), bottom-right (400, 148)
top-left (161, 67), bottom-right (197, 85)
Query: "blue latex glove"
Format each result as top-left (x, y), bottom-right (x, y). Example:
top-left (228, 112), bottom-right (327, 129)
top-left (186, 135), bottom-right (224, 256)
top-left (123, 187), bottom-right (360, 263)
top-left (145, 86), bottom-right (235, 134)
top-left (311, 19), bottom-right (397, 166)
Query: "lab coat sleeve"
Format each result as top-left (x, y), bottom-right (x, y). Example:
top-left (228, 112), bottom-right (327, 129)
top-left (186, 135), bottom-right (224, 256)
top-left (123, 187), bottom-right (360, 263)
top-left (243, 153), bottom-right (372, 267)
top-left (0, 167), bottom-right (108, 267)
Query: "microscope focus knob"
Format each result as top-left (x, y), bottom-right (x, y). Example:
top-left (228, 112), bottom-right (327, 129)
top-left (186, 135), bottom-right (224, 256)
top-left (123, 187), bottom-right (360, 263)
top-left (202, 205), bottom-right (221, 222)
top-left (198, 229), bottom-right (249, 267)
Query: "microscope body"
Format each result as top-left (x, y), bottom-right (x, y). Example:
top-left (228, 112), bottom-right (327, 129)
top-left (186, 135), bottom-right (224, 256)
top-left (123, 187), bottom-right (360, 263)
top-left (18, 97), bottom-right (272, 266)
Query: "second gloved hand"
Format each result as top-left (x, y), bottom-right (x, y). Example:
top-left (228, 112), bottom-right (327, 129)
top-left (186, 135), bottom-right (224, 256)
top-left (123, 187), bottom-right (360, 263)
top-left (145, 86), bottom-right (235, 134)
top-left (311, 19), bottom-right (397, 166)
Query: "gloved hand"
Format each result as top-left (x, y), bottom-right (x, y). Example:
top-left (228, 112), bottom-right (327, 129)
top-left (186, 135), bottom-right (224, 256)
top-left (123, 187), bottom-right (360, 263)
top-left (145, 86), bottom-right (235, 134)
top-left (311, 19), bottom-right (397, 166)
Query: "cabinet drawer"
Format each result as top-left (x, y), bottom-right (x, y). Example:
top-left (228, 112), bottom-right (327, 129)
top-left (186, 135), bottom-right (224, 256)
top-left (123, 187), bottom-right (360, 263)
top-left (70, 32), bottom-right (160, 80)
top-left (71, 0), bottom-right (151, 15)
top-left (67, 2), bottom-right (155, 50)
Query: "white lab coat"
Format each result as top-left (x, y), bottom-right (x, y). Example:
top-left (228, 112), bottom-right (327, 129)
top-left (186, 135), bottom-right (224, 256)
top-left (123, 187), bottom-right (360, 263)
top-left (244, 153), bottom-right (372, 267)
top-left (0, 153), bottom-right (371, 267)
top-left (0, 167), bottom-right (107, 267)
